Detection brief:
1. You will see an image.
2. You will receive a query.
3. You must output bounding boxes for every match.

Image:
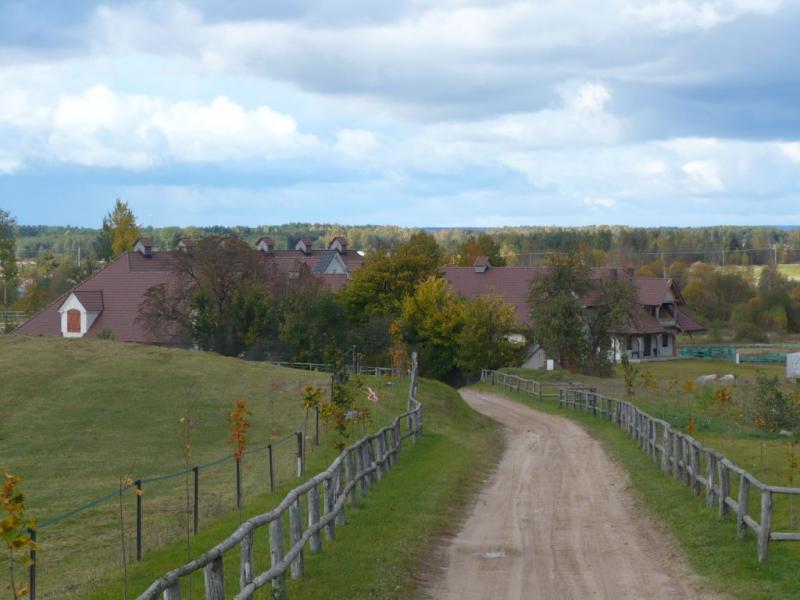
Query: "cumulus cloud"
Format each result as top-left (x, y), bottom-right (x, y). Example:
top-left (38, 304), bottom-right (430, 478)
top-left (334, 128), bottom-right (378, 158)
top-left (681, 160), bottom-right (723, 189)
top-left (1, 84), bottom-right (318, 169)
top-left (584, 196), bottom-right (616, 208)
top-left (781, 142), bottom-right (800, 164)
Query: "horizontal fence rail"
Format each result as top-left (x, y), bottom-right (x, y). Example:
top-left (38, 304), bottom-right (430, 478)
top-left (481, 369), bottom-right (800, 564)
top-left (138, 353), bottom-right (423, 600)
top-left (269, 360), bottom-right (404, 378)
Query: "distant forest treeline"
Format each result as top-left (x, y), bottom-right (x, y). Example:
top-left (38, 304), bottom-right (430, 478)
top-left (16, 223), bottom-right (800, 267)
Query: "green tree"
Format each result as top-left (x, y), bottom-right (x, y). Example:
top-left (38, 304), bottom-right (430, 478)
top-left (456, 233), bottom-right (507, 266)
top-left (94, 216), bottom-right (114, 261)
top-left (138, 237), bottom-right (280, 355)
top-left (108, 200), bottom-right (141, 256)
top-left (456, 294), bottom-right (522, 377)
top-left (343, 231), bottom-right (442, 320)
top-left (401, 276), bottom-right (463, 379)
top-left (0, 208), bottom-right (19, 308)
top-left (529, 253), bottom-right (591, 370)
top-left (586, 275), bottom-right (638, 373)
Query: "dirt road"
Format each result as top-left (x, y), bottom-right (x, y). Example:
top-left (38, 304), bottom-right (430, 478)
top-left (429, 389), bottom-right (716, 600)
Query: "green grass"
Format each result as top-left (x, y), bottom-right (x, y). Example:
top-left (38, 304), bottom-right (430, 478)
top-left (82, 378), bottom-right (499, 600)
top-left (1, 336), bottom-right (500, 599)
top-left (477, 381), bottom-right (800, 599)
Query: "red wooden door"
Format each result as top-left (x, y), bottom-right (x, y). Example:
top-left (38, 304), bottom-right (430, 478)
top-left (67, 309), bottom-right (81, 333)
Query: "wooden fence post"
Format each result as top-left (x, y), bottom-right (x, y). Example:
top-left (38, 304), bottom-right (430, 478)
top-left (347, 450), bottom-right (358, 507)
top-left (718, 461), bottom-right (731, 517)
top-left (240, 530), bottom-right (254, 590)
top-left (193, 467), bottom-right (200, 534)
top-left (335, 464), bottom-right (346, 526)
top-left (691, 444), bottom-right (701, 496)
top-left (164, 581), bottom-right (181, 600)
top-left (289, 498), bottom-right (304, 578)
top-left (323, 475), bottom-right (336, 541)
top-left (204, 556), bottom-right (225, 600)
top-left (706, 451), bottom-right (717, 509)
top-left (737, 475), bottom-right (750, 539)
top-left (757, 489), bottom-right (773, 563)
top-left (269, 518), bottom-right (287, 600)
top-left (672, 434), bottom-right (681, 481)
top-left (308, 484), bottom-right (322, 553)
top-left (661, 426), bottom-right (671, 473)
top-left (296, 431), bottom-right (304, 478)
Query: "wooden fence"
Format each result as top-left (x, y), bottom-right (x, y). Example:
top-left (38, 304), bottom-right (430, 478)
top-left (481, 369), bottom-right (800, 563)
top-left (269, 361), bottom-right (401, 378)
top-left (137, 354), bottom-right (423, 600)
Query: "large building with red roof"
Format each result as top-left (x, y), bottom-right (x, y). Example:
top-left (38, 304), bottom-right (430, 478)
top-left (442, 258), bottom-right (705, 363)
top-left (15, 236), bottom-right (363, 342)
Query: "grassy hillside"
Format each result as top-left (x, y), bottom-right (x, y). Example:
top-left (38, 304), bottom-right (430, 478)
top-left (0, 337), bottom-right (500, 599)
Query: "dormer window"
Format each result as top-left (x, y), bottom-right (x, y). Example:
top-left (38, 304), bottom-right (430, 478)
top-left (176, 238), bottom-right (194, 252)
top-left (473, 256), bottom-right (491, 273)
top-left (295, 238), bottom-right (314, 256)
top-left (328, 237), bottom-right (348, 254)
top-left (59, 291), bottom-right (104, 338)
top-left (134, 238), bottom-right (153, 257)
top-left (67, 309), bottom-right (81, 333)
top-left (256, 237), bottom-right (276, 253)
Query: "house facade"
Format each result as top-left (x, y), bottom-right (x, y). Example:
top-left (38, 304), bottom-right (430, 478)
top-left (14, 236), bottom-right (363, 342)
top-left (441, 258), bottom-right (705, 364)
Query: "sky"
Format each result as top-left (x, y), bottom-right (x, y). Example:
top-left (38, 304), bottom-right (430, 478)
top-left (1, 0), bottom-right (800, 228)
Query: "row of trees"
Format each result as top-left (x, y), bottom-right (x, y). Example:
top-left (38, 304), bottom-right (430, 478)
top-left (135, 232), bottom-right (525, 381)
top-left (14, 220), bottom-right (800, 268)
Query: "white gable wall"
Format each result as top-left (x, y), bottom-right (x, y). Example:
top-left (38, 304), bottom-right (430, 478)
top-left (58, 294), bottom-right (100, 338)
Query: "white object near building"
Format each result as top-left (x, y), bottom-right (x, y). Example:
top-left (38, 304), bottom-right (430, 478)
top-left (788, 352), bottom-right (800, 380)
top-left (546, 359), bottom-right (555, 371)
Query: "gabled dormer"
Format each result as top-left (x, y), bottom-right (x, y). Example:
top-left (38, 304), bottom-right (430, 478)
top-left (59, 291), bottom-right (104, 338)
top-left (176, 238), bottom-right (194, 252)
top-left (313, 251), bottom-right (348, 275)
top-left (473, 256), bottom-right (491, 273)
top-left (256, 237), bottom-right (275, 253)
top-left (295, 237), bottom-right (314, 256)
top-left (134, 238), bottom-right (153, 257)
top-left (328, 236), bottom-right (348, 254)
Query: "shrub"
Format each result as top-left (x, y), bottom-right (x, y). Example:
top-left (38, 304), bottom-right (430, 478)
top-left (752, 372), bottom-right (797, 432)
top-left (733, 322), bottom-right (768, 343)
top-left (96, 329), bottom-right (116, 340)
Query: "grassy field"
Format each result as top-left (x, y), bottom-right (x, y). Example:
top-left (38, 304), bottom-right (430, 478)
top-left (1, 336), bottom-right (500, 599)
top-left (478, 381), bottom-right (800, 599)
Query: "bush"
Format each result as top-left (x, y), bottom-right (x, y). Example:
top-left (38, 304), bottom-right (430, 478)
top-left (96, 329), bottom-right (117, 340)
top-left (733, 322), bottom-right (768, 343)
top-left (752, 372), bottom-right (797, 432)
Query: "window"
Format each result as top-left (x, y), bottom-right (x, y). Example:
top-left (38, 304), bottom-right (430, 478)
top-left (67, 309), bottom-right (81, 333)
top-left (662, 334), bottom-right (669, 347)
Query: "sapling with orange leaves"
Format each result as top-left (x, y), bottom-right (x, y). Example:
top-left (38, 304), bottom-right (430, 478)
top-left (228, 400), bottom-right (252, 517)
top-left (2, 470), bottom-right (36, 600)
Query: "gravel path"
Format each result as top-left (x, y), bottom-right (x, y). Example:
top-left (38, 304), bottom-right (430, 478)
top-left (428, 389), bottom-right (720, 600)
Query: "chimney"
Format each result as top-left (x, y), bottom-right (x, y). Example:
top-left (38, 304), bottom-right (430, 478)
top-left (256, 237), bottom-right (275, 253)
top-left (134, 238), bottom-right (153, 258)
top-left (473, 256), bottom-right (491, 273)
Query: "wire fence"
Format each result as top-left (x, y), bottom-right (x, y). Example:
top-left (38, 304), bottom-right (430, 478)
top-left (10, 361), bottom-right (399, 600)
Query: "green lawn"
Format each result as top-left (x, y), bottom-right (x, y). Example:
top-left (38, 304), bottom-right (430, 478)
top-left (1, 336), bottom-right (500, 599)
top-left (478, 373), bottom-right (800, 600)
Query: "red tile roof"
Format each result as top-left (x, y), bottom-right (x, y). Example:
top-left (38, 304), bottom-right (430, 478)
top-left (676, 309), bottom-right (706, 333)
top-left (15, 248), bottom-right (361, 342)
top-left (442, 266), bottom-right (545, 324)
top-left (73, 290), bottom-right (104, 312)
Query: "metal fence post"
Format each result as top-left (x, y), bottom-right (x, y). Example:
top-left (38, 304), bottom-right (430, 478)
top-left (296, 431), bottom-right (304, 477)
top-left (28, 528), bottom-right (36, 600)
top-left (135, 479), bottom-right (143, 561)
top-left (193, 466), bottom-right (200, 534)
top-left (236, 459), bottom-right (242, 510)
top-left (268, 444), bottom-right (275, 492)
